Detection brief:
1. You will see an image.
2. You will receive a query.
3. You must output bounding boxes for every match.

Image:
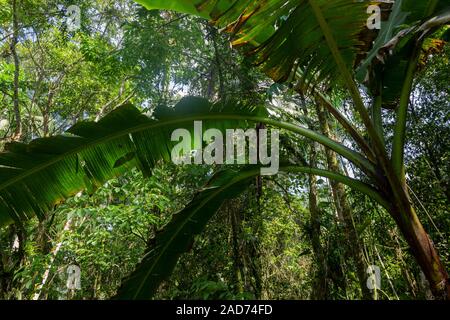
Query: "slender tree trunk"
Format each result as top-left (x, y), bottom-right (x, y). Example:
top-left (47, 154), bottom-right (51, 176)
top-left (422, 142), bottom-right (450, 203)
top-left (307, 142), bottom-right (328, 299)
top-left (42, 110), bottom-right (49, 137)
top-left (390, 229), bottom-right (418, 298)
top-left (229, 202), bottom-right (245, 295)
top-left (315, 102), bottom-right (373, 299)
top-left (210, 27), bottom-right (225, 100)
top-left (0, 225), bottom-right (25, 299)
top-left (11, 0), bottom-right (22, 140)
top-left (33, 217), bottom-right (72, 300)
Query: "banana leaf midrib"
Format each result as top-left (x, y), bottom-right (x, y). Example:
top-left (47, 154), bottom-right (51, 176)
top-left (0, 114), bottom-right (249, 191)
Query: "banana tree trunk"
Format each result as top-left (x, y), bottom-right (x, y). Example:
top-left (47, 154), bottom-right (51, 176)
top-left (386, 186), bottom-right (449, 299)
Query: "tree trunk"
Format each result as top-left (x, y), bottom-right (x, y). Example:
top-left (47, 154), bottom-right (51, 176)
top-left (315, 102), bottom-right (373, 299)
top-left (390, 229), bottom-right (418, 298)
top-left (387, 190), bottom-right (449, 299)
top-left (210, 27), bottom-right (225, 100)
top-left (229, 201), bottom-right (245, 295)
top-left (33, 217), bottom-right (73, 300)
top-left (0, 225), bottom-right (25, 299)
top-left (11, 0), bottom-right (22, 140)
top-left (307, 142), bottom-right (328, 299)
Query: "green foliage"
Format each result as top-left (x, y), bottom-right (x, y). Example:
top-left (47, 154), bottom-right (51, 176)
top-left (115, 167), bottom-right (256, 299)
top-left (137, 0), bottom-right (368, 84)
top-left (0, 97), bottom-right (267, 226)
top-left (0, 0), bottom-right (448, 301)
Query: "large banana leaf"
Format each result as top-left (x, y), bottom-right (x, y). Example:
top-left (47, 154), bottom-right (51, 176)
top-left (115, 165), bottom-right (386, 299)
top-left (135, 0), bottom-right (368, 84)
top-left (0, 96), bottom-right (374, 227)
top-left (0, 97), bottom-right (264, 226)
top-left (114, 167), bottom-right (255, 299)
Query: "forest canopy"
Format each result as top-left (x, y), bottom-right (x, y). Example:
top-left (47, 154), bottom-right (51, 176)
top-left (0, 0), bottom-right (449, 301)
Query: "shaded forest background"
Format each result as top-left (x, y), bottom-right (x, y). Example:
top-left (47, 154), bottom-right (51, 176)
top-left (0, 0), bottom-right (448, 300)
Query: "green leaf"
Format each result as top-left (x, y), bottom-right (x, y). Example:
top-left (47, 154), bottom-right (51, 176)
top-left (0, 98), bottom-right (259, 226)
top-left (402, 0), bottom-right (449, 25)
top-left (133, 0), bottom-right (209, 18)
top-left (356, 0), bottom-right (409, 83)
top-left (136, 0), bottom-right (368, 85)
top-left (357, 0), bottom-right (449, 105)
top-left (114, 165), bottom-right (387, 299)
top-left (114, 167), bottom-right (255, 299)
top-left (0, 96), bottom-right (374, 227)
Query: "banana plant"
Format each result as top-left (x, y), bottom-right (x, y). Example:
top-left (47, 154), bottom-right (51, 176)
top-left (128, 0), bottom-right (450, 298)
top-left (0, 96), bottom-right (385, 298)
top-left (0, 0), bottom-right (448, 299)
